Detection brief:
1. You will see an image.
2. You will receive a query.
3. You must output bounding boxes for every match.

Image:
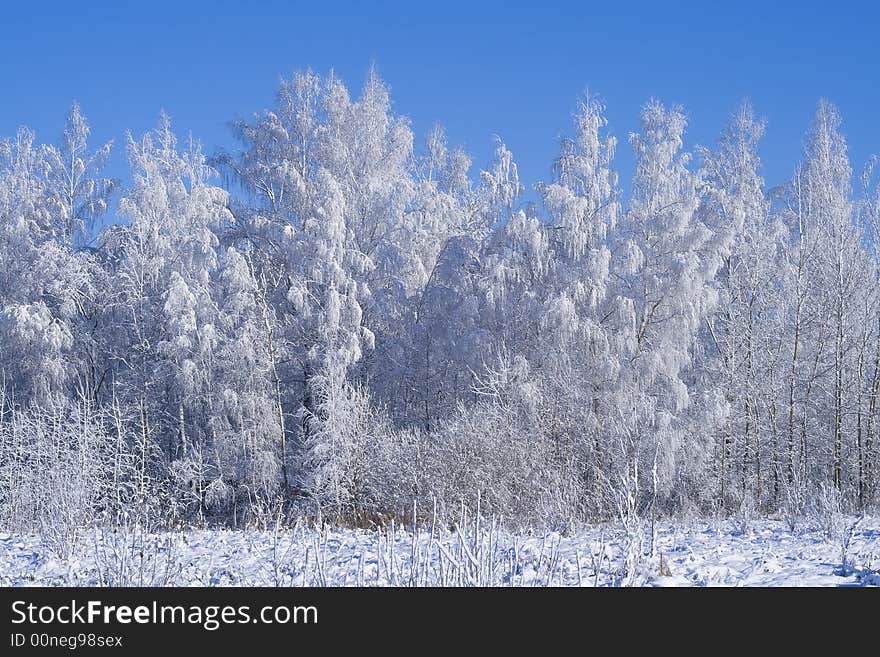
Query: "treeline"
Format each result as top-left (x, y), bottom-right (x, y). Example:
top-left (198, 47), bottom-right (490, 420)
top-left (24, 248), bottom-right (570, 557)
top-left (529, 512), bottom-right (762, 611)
top-left (1, 68), bottom-right (879, 534)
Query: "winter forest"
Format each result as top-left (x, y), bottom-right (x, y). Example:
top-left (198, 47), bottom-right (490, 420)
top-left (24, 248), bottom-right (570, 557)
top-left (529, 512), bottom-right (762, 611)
top-left (2, 66), bottom-right (880, 567)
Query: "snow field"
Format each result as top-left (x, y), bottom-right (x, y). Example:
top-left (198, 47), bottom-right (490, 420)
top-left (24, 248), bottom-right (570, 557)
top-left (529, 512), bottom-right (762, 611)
top-left (2, 516), bottom-right (877, 587)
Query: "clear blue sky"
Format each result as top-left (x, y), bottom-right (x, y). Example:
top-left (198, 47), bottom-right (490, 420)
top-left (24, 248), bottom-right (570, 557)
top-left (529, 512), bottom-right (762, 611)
top-left (2, 0), bottom-right (878, 210)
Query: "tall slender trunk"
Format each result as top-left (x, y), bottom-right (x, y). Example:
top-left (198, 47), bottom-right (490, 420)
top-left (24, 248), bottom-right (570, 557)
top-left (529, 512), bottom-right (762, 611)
top-left (424, 332), bottom-right (432, 433)
top-left (267, 335), bottom-right (288, 492)
top-left (743, 299), bottom-right (757, 501)
top-left (256, 275), bottom-right (289, 492)
top-left (865, 317), bottom-right (880, 506)
top-left (138, 396), bottom-right (149, 501)
top-left (855, 304), bottom-right (870, 508)
top-left (302, 362), bottom-right (314, 446)
top-left (788, 300), bottom-right (801, 485)
top-left (802, 313), bottom-right (828, 489)
top-left (770, 393), bottom-right (779, 506)
top-left (833, 297), bottom-right (843, 490)
top-left (789, 207), bottom-right (808, 490)
top-left (178, 401), bottom-right (187, 457)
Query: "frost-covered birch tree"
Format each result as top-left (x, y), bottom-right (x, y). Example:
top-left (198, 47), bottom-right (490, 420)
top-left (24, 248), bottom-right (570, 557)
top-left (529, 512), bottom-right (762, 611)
top-left (608, 100), bottom-right (724, 513)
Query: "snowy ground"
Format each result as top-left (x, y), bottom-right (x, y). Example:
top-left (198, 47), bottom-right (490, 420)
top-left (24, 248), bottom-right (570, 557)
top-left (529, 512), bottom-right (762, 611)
top-left (1, 516), bottom-right (878, 587)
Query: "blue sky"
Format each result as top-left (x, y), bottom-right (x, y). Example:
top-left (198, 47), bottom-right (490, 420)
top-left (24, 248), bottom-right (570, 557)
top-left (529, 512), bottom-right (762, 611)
top-left (2, 0), bottom-right (878, 211)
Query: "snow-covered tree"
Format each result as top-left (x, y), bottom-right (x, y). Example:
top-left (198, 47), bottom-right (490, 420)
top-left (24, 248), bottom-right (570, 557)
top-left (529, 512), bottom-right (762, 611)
top-left (0, 124), bottom-right (105, 404)
top-left (696, 103), bottom-right (787, 508)
top-left (44, 102), bottom-right (114, 248)
top-left (106, 113), bottom-right (231, 506)
top-left (608, 100), bottom-right (724, 513)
